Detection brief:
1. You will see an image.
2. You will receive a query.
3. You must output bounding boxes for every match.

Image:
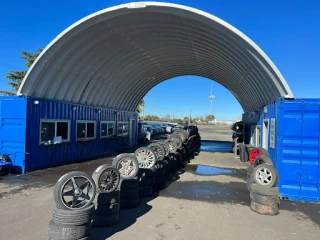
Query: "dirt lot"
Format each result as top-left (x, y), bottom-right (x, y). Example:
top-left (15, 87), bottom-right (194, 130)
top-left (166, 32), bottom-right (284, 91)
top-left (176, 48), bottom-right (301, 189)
top-left (0, 127), bottom-right (319, 240)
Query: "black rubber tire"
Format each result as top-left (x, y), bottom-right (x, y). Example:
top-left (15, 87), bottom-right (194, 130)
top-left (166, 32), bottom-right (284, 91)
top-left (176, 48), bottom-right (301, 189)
top-left (139, 186), bottom-right (153, 197)
top-left (169, 135), bottom-right (183, 148)
top-left (52, 204), bottom-right (94, 226)
top-left (250, 201), bottom-right (279, 216)
top-left (165, 139), bottom-right (178, 153)
top-left (53, 171), bottom-right (96, 210)
top-left (247, 165), bottom-right (254, 173)
top-left (154, 169), bottom-right (166, 177)
top-left (159, 141), bottom-right (170, 157)
top-left (92, 164), bottom-right (120, 193)
top-left (173, 130), bottom-right (186, 142)
top-left (120, 187), bottom-right (139, 198)
top-left (112, 154), bottom-right (139, 180)
top-left (120, 178), bottom-right (139, 189)
top-left (154, 175), bottom-right (166, 184)
top-left (250, 183), bottom-right (279, 196)
top-left (120, 197), bottom-right (140, 210)
top-left (253, 156), bottom-right (273, 168)
top-left (250, 192), bottom-right (280, 206)
top-left (93, 191), bottom-right (120, 205)
top-left (138, 168), bottom-right (156, 178)
top-left (148, 143), bottom-right (165, 161)
top-left (139, 176), bottom-right (155, 187)
top-left (95, 203), bottom-right (120, 216)
top-left (253, 164), bottom-right (278, 188)
top-left (154, 161), bottom-right (166, 170)
top-left (48, 220), bottom-right (91, 240)
top-left (92, 212), bottom-right (119, 227)
top-left (78, 236), bottom-right (91, 240)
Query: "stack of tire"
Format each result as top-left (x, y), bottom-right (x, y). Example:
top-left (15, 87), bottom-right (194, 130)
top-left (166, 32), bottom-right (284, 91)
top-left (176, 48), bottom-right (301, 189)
top-left (148, 143), bottom-right (167, 191)
top-left (112, 153), bottom-right (140, 209)
top-left (134, 147), bottom-right (157, 197)
top-left (49, 171), bottom-right (96, 240)
top-left (247, 148), bottom-right (280, 216)
top-left (231, 121), bottom-right (244, 155)
top-left (91, 164), bottom-right (121, 227)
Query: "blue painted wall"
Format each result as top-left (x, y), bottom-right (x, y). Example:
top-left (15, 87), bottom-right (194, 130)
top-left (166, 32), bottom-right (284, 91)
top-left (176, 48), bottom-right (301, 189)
top-left (0, 96), bottom-right (138, 173)
top-left (243, 98), bottom-right (320, 202)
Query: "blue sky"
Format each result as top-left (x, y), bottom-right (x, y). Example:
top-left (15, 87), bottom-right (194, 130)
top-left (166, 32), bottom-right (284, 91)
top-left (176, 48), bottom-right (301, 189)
top-left (1, 0), bottom-right (319, 120)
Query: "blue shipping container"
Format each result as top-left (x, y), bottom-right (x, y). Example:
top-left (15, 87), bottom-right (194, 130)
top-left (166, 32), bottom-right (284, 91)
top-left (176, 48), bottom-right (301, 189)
top-left (242, 98), bottom-right (320, 202)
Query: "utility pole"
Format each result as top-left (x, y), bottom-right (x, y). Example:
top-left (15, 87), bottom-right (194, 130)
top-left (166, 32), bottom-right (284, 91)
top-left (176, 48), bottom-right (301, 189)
top-left (209, 82), bottom-right (215, 116)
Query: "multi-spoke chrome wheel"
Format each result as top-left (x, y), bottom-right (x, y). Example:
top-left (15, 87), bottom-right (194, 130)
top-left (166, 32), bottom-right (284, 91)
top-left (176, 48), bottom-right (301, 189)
top-left (159, 141), bottom-right (170, 157)
top-left (92, 164), bottom-right (120, 193)
top-left (54, 171), bottom-right (96, 210)
top-left (134, 147), bottom-right (156, 168)
top-left (112, 154), bottom-right (139, 180)
top-left (165, 139), bottom-right (177, 153)
top-left (149, 143), bottom-right (165, 161)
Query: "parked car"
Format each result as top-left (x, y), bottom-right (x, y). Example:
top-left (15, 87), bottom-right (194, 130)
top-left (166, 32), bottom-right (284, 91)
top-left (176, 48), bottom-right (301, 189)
top-left (138, 122), bottom-right (148, 143)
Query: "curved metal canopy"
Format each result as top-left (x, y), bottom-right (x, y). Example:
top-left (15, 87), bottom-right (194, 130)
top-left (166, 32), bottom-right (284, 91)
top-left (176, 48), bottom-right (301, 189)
top-left (18, 2), bottom-right (293, 112)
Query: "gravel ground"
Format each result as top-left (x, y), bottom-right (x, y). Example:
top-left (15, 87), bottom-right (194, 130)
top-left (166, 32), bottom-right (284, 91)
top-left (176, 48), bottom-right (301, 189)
top-left (0, 127), bottom-right (319, 240)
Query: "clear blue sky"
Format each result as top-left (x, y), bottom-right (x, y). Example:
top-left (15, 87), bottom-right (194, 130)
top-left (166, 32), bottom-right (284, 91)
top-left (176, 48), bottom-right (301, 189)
top-left (1, 0), bottom-right (319, 120)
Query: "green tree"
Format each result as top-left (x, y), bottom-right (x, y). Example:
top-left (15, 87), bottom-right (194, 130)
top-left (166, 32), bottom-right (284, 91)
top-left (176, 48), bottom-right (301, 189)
top-left (0, 48), bottom-right (42, 96)
top-left (206, 114), bottom-right (215, 121)
top-left (136, 99), bottom-right (145, 114)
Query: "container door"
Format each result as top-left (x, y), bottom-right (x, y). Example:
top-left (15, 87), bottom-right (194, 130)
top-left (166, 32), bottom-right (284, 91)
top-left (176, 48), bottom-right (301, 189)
top-left (277, 101), bottom-right (319, 202)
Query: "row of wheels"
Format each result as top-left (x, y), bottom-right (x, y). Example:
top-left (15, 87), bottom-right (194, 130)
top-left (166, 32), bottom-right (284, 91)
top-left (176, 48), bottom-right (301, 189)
top-left (49, 128), bottom-right (201, 238)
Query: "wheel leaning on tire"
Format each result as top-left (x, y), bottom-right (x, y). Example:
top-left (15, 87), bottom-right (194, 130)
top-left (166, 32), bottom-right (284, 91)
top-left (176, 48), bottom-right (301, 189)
top-left (253, 156), bottom-right (273, 168)
top-left (253, 164), bottom-right (278, 188)
top-left (92, 164), bottom-right (120, 193)
top-left (148, 143), bottom-right (165, 161)
top-left (165, 139), bottom-right (177, 153)
top-left (134, 147), bottom-right (156, 169)
top-left (53, 171), bottom-right (96, 210)
top-left (112, 154), bottom-right (139, 180)
top-left (158, 141), bottom-right (170, 157)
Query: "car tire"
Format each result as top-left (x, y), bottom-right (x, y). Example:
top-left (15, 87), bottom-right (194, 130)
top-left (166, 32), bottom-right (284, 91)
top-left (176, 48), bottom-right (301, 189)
top-left (148, 143), bottom-right (165, 161)
top-left (53, 171), bottom-right (96, 210)
top-left (48, 220), bottom-right (91, 240)
top-left (250, 183), bottom-right (279, 196)
top-left (52, 204), bottom-right (94, 226)
top-left (253, 164), bottom-right (278, 188)
top-left (92, 164), bottom-right (120, 193)
top-left (250, 192), bottom-right (280, 206)
top-left (92, 212), bottom-right (119, 227)
top-left (112, 154), bottom-right (139, 180)
top-left (95, 203), bottom-right (120, 216)
top-left (250, 201), bottom-right (279, 216)
top-left (134, 147), bottom-right (157, 169)
top-left (93, 191), bottom-right (120, 205)
top-left (120, 196), bottom-right (140, 210)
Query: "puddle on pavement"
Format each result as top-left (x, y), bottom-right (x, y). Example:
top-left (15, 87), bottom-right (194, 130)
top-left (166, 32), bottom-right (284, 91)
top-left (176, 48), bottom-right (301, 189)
top-left (184, 164), bottom-right (234, 176)
top-left (200, 141), bottom-right (232, 153)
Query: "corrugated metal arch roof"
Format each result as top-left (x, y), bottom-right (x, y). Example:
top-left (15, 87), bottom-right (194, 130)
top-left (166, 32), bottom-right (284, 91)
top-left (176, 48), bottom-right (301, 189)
top-left (18, 2), bottom-right (293, 112)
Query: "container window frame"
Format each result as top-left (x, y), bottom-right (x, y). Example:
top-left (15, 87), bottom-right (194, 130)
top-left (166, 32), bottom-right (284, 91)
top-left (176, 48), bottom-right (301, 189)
top-left (100, 121), bottom-right (115, 138)
top-left (76, 120), bottom-right (96, 141)
top-left (40, 119), bottom-right (71, 144)
top-left (117, 121), bottom-right (129, 136)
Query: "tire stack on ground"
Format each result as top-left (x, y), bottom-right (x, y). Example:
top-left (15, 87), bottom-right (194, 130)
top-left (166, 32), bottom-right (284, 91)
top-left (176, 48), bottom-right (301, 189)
top-left (112, 153), bottom-right (140, 210)
top-left (49, 171), bottom-right (96, 240)
top-left (158, 141), bottom-right (171, 177)
top-left (137, 168), bottom-right (155, 197)
top-left (247, 148), bottom-right (280, 216)
top-left (134, 147), bottom-right (157, 198)
top-left (91, 164), bottom-right (121, 227)
top-left (148, 143), bottom-right (167, 191)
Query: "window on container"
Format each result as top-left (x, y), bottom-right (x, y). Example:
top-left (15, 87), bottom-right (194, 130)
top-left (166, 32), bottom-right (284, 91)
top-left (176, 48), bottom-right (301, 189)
top-left (101, 122), bottom-right (115, 138)
top-left (76, 121), bottom-right (96, 140)
top-left (40, 120), bottom-right (70, 143)
top-left (118, 122), bottom-right (129, 136)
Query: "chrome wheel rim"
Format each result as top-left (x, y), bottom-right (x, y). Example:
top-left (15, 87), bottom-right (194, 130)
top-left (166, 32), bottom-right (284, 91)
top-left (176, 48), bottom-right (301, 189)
top-left (60, 176), bottom-right (94, 209)
top-left (98, 168), bottom-right (120, 192)
top-left (135, 149), bottom-right (156, 168)
top-left (255, 167), bottom-right (273, 185)
top-left (117, 157), bottom-right (137, 177)
top-left (150, 146), bottom-right (164, 161)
